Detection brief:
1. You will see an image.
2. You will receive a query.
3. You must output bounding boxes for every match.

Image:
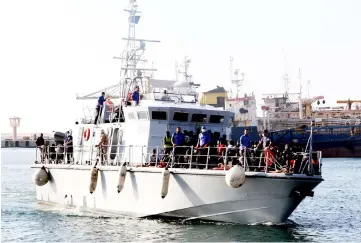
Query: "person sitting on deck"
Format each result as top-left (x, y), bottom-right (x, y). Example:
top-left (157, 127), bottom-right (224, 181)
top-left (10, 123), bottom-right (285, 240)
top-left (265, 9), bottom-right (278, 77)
top-left (148, 148), bottom-right (160, 167)
top-left (132, 86), bottom-right (140, 105)
top-left (95, 129), bottom-right (109, 165)
top-left (94, 92), bottom-right (106, 125)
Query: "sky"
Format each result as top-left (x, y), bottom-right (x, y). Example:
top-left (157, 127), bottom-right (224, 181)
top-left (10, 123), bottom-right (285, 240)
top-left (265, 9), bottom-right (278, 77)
top-left (1, 0), bottom-right (361, 134)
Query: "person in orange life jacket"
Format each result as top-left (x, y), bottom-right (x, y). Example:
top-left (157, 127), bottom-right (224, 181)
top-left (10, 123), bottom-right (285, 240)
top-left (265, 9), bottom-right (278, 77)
top-left (171, 127), bottom-right (185, 163)
top-left (94, 92), bottom-right (105, 125)
top-left (132, 86), bottom-right (140, 105)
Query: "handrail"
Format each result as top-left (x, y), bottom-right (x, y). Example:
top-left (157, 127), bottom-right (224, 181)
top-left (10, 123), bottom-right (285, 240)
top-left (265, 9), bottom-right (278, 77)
top-left (34, 144), bottom-right (322, 175)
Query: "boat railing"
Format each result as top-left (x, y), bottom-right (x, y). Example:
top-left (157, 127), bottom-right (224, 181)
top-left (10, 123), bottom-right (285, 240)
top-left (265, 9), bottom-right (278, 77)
top-left (34, 145), bottom-right (322, 175)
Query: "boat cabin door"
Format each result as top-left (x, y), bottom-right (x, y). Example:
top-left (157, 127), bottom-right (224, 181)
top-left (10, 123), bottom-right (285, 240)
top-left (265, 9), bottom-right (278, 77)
top-left (108, 127), bottom-right (123, 164)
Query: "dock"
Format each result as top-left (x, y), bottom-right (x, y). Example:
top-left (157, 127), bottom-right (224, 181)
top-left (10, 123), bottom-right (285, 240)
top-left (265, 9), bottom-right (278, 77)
top-left (1, 139), bottom-right (54, 148)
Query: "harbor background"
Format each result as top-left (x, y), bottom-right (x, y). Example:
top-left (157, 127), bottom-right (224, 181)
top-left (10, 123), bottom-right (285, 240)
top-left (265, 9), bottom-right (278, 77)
top-left (1, 133), bottom-right (53, 148)
top-left (2, 148), bottom-right (360, 242)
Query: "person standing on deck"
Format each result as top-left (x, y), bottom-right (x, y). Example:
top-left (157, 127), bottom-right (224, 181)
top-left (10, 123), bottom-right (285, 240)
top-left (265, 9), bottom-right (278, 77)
top-left (132, 86), bottom-right (140, 105)
top-left (64, 131), bottom-right (73, 164)
top-left (256, 129), bottom-right (272, 168)
top-left (94, 92), bottom-right (105, 125)
top-left (196, 126), bottom-right (211, 165)
top-left (256, 129), bottom-right (272, 150)
top-left (171, 127), bottom-right (185, 163)
top-left (163, 131), bottom-right (172, 155)
top-left (36, 133), bottom-right (45, 162)
top-left (96, 129), bottom-right (109, 164)
top-left (240, 129), bottom-right (252, 156)
top-left (196, 126), bottom-right (210, 148)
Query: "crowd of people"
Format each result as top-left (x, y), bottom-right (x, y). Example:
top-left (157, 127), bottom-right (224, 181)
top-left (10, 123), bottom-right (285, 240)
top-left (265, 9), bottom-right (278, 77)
top-left (147, 127), bottom-right (319, 174)
top-left (35, 132), bottom-right (73, 164)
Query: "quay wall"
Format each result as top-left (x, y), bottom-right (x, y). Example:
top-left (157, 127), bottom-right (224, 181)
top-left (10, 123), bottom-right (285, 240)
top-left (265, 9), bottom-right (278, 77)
top-left (1, 140), bottom-right (55, 148)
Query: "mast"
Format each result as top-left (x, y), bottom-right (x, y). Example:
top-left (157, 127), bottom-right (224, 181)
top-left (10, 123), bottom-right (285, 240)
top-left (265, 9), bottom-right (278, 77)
top-left (76, 0), bottom-right (160, 100)
top-left (283, 48), bottom-right (289, 97)
top-left (298, 68), bottom-right (303, 119)
top-left (229, 57), bottom-right (242, 99)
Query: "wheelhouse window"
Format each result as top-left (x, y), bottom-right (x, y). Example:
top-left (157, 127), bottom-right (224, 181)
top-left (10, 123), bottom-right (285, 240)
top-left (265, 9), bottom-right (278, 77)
top-left (152, 111), bottom-right (167, 120)
top-left (137, 111), bottom-right (148, 120)
top-left (173, 112), bottom-right (188, 122)
top-left (209, 115), bottom-right (224, 124)
top-left (191, 113), bottom-right (207, 122)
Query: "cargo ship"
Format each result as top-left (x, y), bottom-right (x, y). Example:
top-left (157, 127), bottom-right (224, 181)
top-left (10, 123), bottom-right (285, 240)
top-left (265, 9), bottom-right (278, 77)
top-left (224, 64), bottom-right (361, 157)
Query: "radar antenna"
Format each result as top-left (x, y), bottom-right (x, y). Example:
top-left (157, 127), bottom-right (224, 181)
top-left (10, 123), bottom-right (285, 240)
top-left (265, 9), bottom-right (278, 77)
top-left (76, 0), bottom-right (160, 100)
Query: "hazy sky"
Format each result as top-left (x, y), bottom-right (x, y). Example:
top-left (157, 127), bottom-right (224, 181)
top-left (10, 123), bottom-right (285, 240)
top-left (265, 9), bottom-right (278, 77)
top-left (1, 0), bottom-right (361, 133)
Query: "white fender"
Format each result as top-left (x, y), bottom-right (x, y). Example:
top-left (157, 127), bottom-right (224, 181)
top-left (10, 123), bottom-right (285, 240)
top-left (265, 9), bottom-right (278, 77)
top-left (161, 168), bottom-right (170, 199)
top-left (34, 166), bottom-right (49, 186)
top-left (89, 167), bottom-right (99, 194)
top-left (225, 164), bottom-right (246, 188)
top-left (117, 164), bottom-right (127, 193)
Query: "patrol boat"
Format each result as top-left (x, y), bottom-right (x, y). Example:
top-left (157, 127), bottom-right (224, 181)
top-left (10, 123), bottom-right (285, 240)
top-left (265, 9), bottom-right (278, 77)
top-left (31, 0), bottom-right (323, 224)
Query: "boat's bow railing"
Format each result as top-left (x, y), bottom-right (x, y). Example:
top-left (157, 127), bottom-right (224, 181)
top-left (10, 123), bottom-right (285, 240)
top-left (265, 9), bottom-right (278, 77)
top-left (33, 144), bottom-right (322, 176)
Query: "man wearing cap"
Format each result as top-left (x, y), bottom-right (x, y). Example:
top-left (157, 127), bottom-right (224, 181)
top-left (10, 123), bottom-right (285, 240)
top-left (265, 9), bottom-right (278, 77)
top-left (197, 126), bottom-right (210, 148)
top-left (196, 126), bottom-right (211, 165)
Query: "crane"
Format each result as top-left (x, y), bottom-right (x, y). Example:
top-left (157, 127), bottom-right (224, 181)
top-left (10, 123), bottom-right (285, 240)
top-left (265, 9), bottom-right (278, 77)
top-left (336, 99), bottom-right (361, 110)
top-left (301, 96), bottom-right (325, 118)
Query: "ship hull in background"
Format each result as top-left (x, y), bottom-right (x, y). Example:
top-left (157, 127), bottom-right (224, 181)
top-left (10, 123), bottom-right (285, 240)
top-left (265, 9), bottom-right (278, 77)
top-left (227, 126), bottom-right (361, 158)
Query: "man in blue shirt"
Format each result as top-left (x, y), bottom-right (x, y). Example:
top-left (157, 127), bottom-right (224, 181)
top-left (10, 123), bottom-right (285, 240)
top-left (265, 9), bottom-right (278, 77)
top-left (239, 129), bottom-right (252, 155)
top-left (240, 129), bottom-right (252, 153)
top-left (94, 92), bottom-right (105, 124)
top-left (171, 127), bottom-right (185, 164)
top-left (197, 126), bottom-right (210, 148)
top-left (196, 126), bottom-right (211, 165)
top-left (132, 86), bottom-right (140, 105)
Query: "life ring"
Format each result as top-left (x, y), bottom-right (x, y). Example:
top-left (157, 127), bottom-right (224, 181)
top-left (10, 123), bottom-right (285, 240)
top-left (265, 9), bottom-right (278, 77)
top-left (83, 128), bottom-right (91, 141)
